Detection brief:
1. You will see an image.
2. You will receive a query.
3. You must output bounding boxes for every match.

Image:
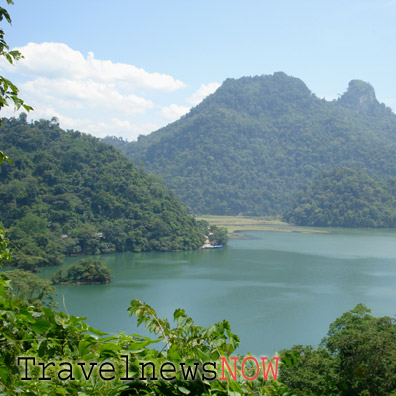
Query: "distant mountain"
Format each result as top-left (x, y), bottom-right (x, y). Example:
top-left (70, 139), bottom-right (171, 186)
top-left (103, 72), bottom-right (396, 216)
top-left (0, 116), bottom-right (209, 270)
top-left (283, 167), bottom-right (396, 227)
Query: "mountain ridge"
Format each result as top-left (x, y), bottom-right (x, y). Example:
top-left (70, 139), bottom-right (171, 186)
top-left (103, 72), bottom-right (396, 216)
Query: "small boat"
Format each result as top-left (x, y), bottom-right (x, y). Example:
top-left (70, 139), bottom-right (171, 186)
top-left (203, 244), bottom-right (223, 249)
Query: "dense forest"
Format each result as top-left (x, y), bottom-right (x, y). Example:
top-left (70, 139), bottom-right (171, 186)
top-left (284, 167), bottom-right (396, 227)
top-left (104, 74), bottom-right (396, 216)
top-left (0, 115), bottom-right (220, 271)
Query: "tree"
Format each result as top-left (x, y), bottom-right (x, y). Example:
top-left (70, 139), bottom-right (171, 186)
top-left (324, 304), bottom-right (396, 396)
top-left (5, 269), bottom-right (57, 308)
top-left (279, 345), bottom-right (338, 396)
top-left (0, 0), bottom-right (33, 164)
top-left (0, 222), bottom-right (11, 265)
top-left (52, 258), bottom-right (112, 284)
top-left (209, 225), bottom-right (228, 245)
top-left (280, 304), bottom-right (396, 396)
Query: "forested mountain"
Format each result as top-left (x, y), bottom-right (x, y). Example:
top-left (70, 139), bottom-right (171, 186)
top-left (283, 167), bottom-right (396, 227)
top-left (104, 73), bottom-right (396, 215)
top-left (0, 115), bottom-right (211, 270)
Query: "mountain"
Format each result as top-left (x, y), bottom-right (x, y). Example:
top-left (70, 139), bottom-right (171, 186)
top-left (0, 115), bottom-right (211, 270)
top-left (283, 167), bottom-right (396, 227)
top-left (103, 72), bottom-right (396, 216)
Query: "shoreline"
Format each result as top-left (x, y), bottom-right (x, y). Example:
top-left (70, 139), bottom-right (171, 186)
top-left (53, 281), bottom-right (111, 285)
top-left (197, 215), bottom-right (329, 238)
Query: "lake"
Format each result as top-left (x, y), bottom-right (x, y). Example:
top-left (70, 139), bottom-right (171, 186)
top-left (40, 227), bottom-right (396, 356)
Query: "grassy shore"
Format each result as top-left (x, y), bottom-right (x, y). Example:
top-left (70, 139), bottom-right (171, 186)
top-left (196, 215), bottom-right (328, 238)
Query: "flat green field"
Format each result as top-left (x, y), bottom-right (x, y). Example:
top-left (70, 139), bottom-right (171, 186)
top-left (196, 215), bottom-right (328, 237)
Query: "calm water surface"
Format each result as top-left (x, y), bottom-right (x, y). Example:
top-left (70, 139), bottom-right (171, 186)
top-left (40, 228), bottom-right (396, 355)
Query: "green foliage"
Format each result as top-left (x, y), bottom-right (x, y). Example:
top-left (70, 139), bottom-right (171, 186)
top-left (0, 276), bottom-right (287, 395)
top-left (279, 304), bottom-right (396, 396)
top-left (52, 258), bottom-right (112, 285)
top-left (104, 73), bottom-right (396, 216)
top-left (209, 225), bottom-right (228, 245)
top-left (0, 275), bottom-right (126, 395)
top-left (284, 167), bottom-right (396, 227)
top-left (0, 222), bottom-right (11, 265)
top-left (0, 0), bottom-right (33, 118)
top-left (0, 150), bottom-right (11, 166)
top-left (128, 299), bottom-right (240, 356)
top-left (0, 0), bottom-right (32, 167)
top-left (0, 116), bottom-right (210, 270)
top-left (279, 346), bottom-right (338, 396)
top-left (5, 268), bottom-right (57, 308)
top-left (0, 231), bottom-right (277, 395)
top-left (324, 304), bottom-right (396, 396)
top-left (126, 299), bottom-right (286, 396)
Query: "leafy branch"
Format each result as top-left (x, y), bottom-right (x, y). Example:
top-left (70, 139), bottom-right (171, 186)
top-left (0, 0), bottom-right (33, 120)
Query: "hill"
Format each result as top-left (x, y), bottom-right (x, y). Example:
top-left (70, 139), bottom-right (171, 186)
top-left (0, 115), bottom-right (211, 270)
top-left (283, 167), bottom-right (396, 227)
top-left (103, 73), bottom-right (396, 215)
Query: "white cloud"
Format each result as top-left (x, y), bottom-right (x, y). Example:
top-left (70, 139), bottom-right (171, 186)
top-left (0, 42), bottom-right (186, 91)
top-left (159, 83), bottom-right (221, 123)
top-left (3, 104), bottom-right (159, 140)
top-left (187, 82), bottom-right (220, 105)
top-left (161, 104), bottom-right (190, 121)
top-left (104, 118), bottom-right (160, 139)
top-left (0, 42), bottom-right (223, 140)
top-left (21, 77), bottom-right (154, 114)
top-left (1, 42), bottom-right (184, 115)
top-left (0, 42), bottom-right (191, 139)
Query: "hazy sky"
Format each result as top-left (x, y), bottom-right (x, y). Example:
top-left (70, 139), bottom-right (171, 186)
top-left (1, 0), bottom-right (395, 140)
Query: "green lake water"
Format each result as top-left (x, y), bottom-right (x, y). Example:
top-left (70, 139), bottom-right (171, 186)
top-left (40, 228), bottom-right (396, 356)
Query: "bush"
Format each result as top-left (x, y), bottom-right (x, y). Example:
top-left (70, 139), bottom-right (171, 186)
top-left (52, 258), bottom-right (111, 284)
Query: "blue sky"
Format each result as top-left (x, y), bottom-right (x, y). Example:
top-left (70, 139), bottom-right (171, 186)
top-left (1, 0), bottom-right (396, 140)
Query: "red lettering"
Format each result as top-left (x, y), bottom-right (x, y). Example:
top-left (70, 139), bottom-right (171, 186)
top-left (219, 356), bottom-right (239, 380)
top-left (261, 357), bottom-right (280, 381)
top-left (241, 357), bottom-right (260, 381)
